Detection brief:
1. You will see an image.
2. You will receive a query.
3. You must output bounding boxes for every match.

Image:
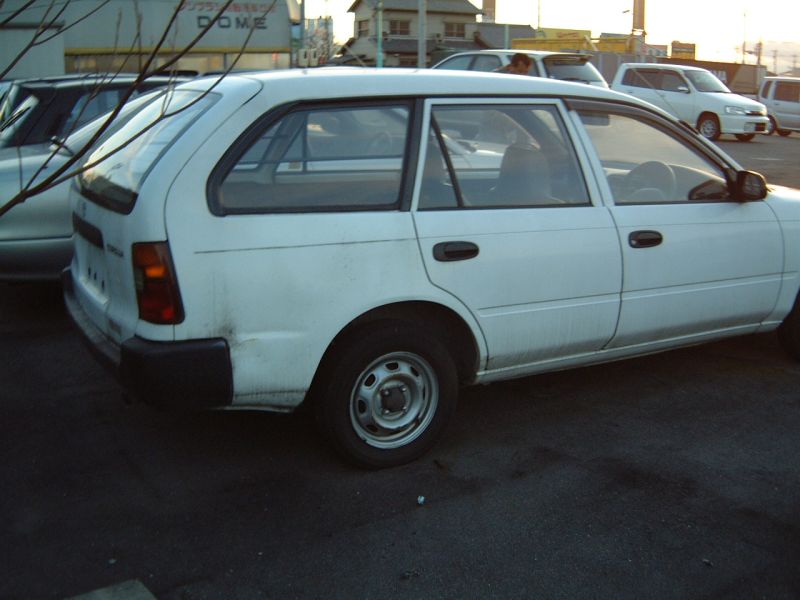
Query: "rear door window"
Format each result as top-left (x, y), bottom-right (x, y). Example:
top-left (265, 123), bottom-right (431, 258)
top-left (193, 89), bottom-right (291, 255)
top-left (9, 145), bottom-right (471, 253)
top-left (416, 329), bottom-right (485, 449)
top-left (419, 104), bottom-right (590, 209)
top-left (213, 102), bottom-right (412, 213)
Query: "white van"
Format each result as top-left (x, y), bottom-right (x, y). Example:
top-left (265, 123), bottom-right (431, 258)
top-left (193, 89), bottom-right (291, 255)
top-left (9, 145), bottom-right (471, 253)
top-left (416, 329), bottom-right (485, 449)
top-left (611, 63), bottom-right (769, 141)
top-left (758, 76), bottom-right (800, 136)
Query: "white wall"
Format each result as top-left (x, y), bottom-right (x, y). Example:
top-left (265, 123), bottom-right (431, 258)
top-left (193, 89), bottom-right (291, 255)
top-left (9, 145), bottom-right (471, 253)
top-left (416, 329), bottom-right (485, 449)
top-left (1, 27), bottom-right (66, 77)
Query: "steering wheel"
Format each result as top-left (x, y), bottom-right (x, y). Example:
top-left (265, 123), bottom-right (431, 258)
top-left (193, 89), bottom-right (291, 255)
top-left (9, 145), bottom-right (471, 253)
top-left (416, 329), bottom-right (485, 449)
top-left (622, 161), bottom-right (676, 201)
top-left (366, 131), bottom-right (393, 155)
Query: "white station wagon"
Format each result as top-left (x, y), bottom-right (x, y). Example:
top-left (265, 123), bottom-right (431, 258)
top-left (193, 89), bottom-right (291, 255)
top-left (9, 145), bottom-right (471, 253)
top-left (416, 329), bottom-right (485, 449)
top-left (64, 68), bottom-right (800, 468)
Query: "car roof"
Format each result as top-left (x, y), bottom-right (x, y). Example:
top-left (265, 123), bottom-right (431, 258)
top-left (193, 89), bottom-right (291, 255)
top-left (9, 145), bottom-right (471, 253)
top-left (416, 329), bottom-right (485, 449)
top-left (764, 75), bottom-right (800, 81)
top-left (187, 67), bottom-right (637, 105)
top-left (620, 63), bottom-right (707, 72)
top-left (449, 49), bottom-right (582, 58)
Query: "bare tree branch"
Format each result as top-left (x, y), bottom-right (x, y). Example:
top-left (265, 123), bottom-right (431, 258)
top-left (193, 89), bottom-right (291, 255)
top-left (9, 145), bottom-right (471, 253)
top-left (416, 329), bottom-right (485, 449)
top-left (0, 0), bottom-right (281, 219)
top-left (0, 0), bottom-right (37, 28)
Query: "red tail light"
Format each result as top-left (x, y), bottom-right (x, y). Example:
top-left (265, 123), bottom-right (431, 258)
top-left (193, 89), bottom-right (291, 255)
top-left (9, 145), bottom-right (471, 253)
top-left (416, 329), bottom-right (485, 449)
top-left (132, 242), bottom-right (184, 324)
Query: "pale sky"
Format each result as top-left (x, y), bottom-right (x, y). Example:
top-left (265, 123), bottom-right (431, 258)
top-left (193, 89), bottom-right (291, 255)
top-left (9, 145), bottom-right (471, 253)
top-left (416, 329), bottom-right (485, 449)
top-left (305, 0), bottom-right (800, 72)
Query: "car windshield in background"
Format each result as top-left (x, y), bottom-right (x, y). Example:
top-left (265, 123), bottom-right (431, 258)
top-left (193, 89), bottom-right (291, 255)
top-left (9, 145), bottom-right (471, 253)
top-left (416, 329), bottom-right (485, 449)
top-left (0, 95), bottom-right (38, 144)
top-left (684, 70), bottom-right (730, 93)
top-left (80, 90), bottom-right (217, 212)
top-left (542, 57), bottom-right (603, 84)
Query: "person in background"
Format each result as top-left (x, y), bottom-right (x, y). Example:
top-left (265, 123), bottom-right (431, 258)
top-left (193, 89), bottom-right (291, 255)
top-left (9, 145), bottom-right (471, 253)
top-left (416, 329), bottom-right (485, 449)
top-left (495, 53), bottom-right (533, 75)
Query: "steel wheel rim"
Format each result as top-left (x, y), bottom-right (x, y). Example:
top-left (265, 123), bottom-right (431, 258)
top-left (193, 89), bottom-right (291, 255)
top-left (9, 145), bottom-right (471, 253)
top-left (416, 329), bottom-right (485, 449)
top-left (349, 351), bottom-right (438, 449)
top-left (699, 119), bottom-right (718, 139)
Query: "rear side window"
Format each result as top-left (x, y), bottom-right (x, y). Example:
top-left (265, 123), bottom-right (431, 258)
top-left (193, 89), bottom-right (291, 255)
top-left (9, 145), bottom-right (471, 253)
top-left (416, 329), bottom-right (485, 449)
top-left (212, 103), bottom-right (411, 213)
top-left (775, 82), bottom-right (800, 103)
top-left (80, 90), bottom-right (216, 213)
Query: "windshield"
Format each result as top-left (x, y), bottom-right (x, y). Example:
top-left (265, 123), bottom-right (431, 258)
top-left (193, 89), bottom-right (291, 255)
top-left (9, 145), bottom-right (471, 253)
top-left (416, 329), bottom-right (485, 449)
top-left (0, 95), bottom-right (38, 144)
top-left (684, 70), bottom-right (730, 93)
top-left (542, 57), bottom-right (605, 84)
top-left (79, 90), bottom-right (216, 212)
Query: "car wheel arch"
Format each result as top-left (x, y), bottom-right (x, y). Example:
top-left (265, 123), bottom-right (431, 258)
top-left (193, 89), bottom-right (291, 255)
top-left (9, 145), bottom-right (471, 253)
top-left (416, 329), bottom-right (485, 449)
top-left (309, 301), bottom-right (481, 396)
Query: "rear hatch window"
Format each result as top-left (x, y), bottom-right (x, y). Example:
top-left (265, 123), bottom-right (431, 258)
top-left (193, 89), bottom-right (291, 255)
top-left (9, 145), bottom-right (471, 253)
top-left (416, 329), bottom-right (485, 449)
top-left (79, 90), bottom-right (216, 213)
top-left (542, 56), bottom-right (604, 85)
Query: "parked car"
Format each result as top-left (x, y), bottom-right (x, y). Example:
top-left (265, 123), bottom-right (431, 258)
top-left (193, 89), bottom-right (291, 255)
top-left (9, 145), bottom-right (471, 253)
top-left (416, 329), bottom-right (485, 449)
top-left (432, 49), bottom-right (608, 88)
top-left (63, 68), bottom-right (800, 468)
top-left (610, 63), bottom-right (769, 141)
top-left (0, 74), bottom-right (189, 149)
top-left (757, 75), bottom-right (800, 136)
top-left (0, 89), bottom-right (172, 282)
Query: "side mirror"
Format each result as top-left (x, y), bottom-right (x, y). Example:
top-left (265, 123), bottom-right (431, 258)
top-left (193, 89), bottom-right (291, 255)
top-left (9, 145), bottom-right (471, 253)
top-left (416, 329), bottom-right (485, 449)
top-left (732, 170), bottom-right (767, 201)
top-left (677, 85), bottom-right (690, 94)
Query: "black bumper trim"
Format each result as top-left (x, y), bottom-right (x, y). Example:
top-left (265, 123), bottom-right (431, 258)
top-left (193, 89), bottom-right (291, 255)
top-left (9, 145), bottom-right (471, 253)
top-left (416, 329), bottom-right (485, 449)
top-left (63, 269), bottom-right (233, 410)
top-left (120, 336), bottom-right (233, 410)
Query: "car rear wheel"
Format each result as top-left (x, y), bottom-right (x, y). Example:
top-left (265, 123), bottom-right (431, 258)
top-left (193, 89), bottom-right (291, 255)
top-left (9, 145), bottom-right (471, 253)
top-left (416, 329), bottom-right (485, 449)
top-left (735, 133), bottom-right (755, 142)
top-left (777, 129), bottom-right (792, 137)
top-left (697, 113), bottom-right (721, 141)
top-left (313, 321), bottom-right (458, 468)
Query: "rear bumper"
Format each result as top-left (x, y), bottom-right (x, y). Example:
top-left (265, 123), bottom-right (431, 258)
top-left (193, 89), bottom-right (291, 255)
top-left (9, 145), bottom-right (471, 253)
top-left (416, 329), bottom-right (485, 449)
top-left (63, 269), bottom-right (233, 410)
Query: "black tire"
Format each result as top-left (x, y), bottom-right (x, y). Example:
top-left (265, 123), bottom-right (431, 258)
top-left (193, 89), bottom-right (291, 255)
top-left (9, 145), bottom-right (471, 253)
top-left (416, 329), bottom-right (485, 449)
top-left (313, 321), bottom-right (458, 468)
top-left (735, 133), bottom-right (755, 142)
top-left (766, 116), bottom-right (777, 135)
top-left (777, 129), bottom-right (792, 137)
top-left (778, 295), bottom-right (800, 360)
top-left (697, 113), bottom-right (721, 141)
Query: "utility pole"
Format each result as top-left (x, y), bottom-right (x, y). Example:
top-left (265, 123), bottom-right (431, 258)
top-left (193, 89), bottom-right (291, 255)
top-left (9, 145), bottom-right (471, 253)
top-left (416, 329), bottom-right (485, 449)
top-left (376, 0), bottom-right (383, 67)
top-left (418, 0), bottom-right (426, 68)
top-left (741, 10), bottom-right (746, 64)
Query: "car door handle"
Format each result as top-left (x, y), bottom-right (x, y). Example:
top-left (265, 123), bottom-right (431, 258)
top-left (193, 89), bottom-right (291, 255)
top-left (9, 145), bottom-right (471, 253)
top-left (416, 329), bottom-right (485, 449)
top-left (629, 230), bottom-right (663, 249)
top-left (433, 241), bottom-right (479, 262)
